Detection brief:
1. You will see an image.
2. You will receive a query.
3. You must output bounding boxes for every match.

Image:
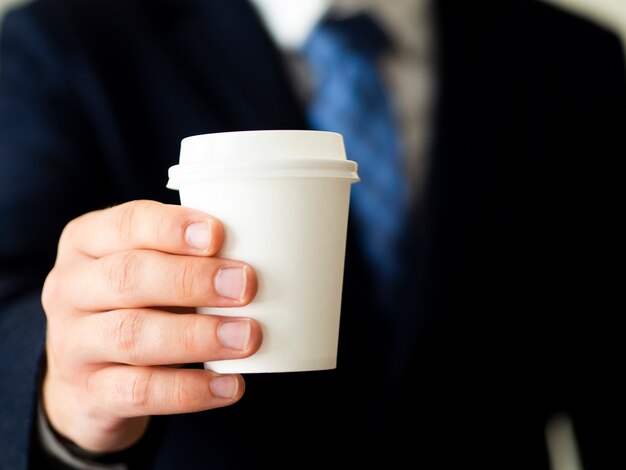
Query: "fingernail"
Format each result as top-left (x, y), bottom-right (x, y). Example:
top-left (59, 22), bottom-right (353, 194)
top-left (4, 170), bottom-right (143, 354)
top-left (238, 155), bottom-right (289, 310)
top-left (214, 267), bottom-right (247, 301)
top-left (211, 375), bottom-right (238, 399)
top-left (185, 222), bottom-right (212, 251)
top-left (218, 320), bottom-right (251, 351)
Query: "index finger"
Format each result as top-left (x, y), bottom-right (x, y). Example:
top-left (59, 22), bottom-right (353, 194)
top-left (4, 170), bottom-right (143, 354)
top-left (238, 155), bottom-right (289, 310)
top-left (61, 200), bottom-right (224, 259)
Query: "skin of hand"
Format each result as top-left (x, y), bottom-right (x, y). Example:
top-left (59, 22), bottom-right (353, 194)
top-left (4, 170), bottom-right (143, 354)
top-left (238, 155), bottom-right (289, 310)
top-left (41, 200), bottom-right (262, 453)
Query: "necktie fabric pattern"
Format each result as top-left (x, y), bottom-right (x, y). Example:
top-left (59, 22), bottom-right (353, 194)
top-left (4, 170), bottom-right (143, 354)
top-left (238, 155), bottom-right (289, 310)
top-left (303, 13), bottom-right (410, 295)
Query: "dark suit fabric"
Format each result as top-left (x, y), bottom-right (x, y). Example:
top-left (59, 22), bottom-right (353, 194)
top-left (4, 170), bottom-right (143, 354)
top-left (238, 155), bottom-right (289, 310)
top-left (1, 0), bottom-right (624, 468)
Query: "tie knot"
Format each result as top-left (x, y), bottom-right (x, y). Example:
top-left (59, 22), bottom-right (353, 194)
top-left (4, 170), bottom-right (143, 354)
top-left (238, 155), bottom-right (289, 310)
top-left (303, 12), bottom-right (391, 61)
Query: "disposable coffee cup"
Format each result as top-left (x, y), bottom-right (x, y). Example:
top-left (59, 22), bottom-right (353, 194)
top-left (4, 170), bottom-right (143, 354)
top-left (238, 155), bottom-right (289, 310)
top-left (167, 130), bottom-right (359, 373)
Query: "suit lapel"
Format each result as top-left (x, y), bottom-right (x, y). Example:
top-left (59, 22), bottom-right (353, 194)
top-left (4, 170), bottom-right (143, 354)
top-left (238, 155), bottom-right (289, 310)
top-left (166, 0), bottom-right (308, 131)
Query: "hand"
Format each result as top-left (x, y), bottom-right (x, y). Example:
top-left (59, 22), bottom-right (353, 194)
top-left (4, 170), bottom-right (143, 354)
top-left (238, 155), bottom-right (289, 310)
top-left (41, 200), bottom-right (261, 453)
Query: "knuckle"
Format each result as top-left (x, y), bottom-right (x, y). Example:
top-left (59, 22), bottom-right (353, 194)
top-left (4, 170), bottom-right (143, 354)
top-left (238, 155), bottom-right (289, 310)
top-left (112, 310), bottom-right (144, 361)
top-left (107, 251), bottom-right (140, 298)
top-left (41, 275), bottom-right (80, 366)
top-left (58, 218), bottom-right (78, 248)
top-left (180, 316), bottom-right (203, 357)
top-left (130, 369), bottom-right (153, 411)
top-left (54, 337), bottom-right (77, 369)
top-left (41, 269), bottom-right (61, 315)
top-left (152, 210), bottom-right (177, 246)
top-left (83, 371), bottom-right (102, 406)
top-left (41, 267), bottom-right (78, 319)
top-left (49, 321), bottom-right (78, 365)
top-left (114, 202), bottom-right (140, 245)
top-left (173, 370), bottom-right (196, 409)
top-left (175, 259), bottom-right (198, 301)
top-left (56, 211), bottom-right (94, 259)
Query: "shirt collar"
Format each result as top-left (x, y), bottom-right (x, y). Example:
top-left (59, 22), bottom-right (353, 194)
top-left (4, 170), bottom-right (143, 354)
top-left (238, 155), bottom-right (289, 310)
top-left (248, 0), bottom-right (332, 50)
top-left (249, 0), bottom-right (425, 53)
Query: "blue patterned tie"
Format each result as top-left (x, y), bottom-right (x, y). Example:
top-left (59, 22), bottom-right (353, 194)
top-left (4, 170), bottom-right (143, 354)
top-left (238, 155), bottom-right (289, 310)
top-left (303, 13), bottom-right (410, 296)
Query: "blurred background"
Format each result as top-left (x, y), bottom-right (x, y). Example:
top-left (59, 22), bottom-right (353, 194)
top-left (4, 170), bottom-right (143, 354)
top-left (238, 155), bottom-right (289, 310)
top-left (0, 0), bottom-right (624, 40)
top-left (1, 0), bottom-right (625, 49)
top-left (1, 0), bottom-right (25, 24)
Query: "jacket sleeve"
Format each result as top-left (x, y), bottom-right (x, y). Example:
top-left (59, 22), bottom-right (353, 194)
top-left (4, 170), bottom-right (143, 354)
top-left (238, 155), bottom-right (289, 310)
top-left (0, 4), bottom-right (106, 468)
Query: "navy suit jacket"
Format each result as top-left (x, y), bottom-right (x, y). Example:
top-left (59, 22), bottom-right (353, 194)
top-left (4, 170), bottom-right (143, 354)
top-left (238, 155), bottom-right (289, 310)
top-left (1, 0), bottom-right (625, 468)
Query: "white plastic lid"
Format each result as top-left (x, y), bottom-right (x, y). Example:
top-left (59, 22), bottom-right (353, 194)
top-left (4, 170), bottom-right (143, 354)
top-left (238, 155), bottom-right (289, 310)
top-left (167, 130), bottom-right (360, 189)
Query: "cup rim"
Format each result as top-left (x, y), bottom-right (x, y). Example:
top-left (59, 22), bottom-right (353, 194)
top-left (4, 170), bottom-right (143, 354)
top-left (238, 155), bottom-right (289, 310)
top-left (167, 158), bottom-right (360, 189)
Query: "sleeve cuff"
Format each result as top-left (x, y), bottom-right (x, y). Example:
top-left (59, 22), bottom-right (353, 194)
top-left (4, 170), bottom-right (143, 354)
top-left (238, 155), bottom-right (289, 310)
top-left (36, 398), bottom-right (128, 470)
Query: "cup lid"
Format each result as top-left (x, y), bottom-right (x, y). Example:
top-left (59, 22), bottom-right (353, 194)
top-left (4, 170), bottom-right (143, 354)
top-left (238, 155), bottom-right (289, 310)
top-left (167, 130), bottom-right (360, 189)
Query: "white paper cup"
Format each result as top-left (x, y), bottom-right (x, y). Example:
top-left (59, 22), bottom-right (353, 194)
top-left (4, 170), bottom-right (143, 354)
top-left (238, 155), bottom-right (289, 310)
top-left (167, 130), bottom-right (359, 373)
